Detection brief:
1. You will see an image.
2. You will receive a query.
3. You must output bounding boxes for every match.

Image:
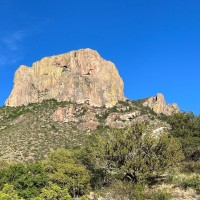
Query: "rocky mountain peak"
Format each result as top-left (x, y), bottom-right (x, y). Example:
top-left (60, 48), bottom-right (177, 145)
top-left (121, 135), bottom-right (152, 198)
top-left (143, 93), bottom-right (179, 115)
top-left (5, 48), bottom-right (125, 107)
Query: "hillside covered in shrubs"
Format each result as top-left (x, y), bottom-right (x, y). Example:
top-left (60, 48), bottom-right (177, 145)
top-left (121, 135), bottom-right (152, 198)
top-left (0, 104), bottom-right (199, 199)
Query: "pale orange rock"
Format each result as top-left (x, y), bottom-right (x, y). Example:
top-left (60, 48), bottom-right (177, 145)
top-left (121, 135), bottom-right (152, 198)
top-left (143, 93), bottom-right (179, 115)
top-left (52, 104), bottom-right (100, 131)
top-left (6, 48), bottom-right (125, 107)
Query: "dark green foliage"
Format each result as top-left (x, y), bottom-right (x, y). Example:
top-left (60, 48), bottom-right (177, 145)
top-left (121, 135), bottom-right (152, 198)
top-left (182, 162), bottom-right (200, 174)
top-left (95, 112), bottom-right (110, 123)
top-left (0, 163), bottom-right (48, 199)
top-left (1, 99), bottom-right (74, 121)
top-left (179, 137), bottom-right (200, 161)
top-left (5, 107), bottom-right (29, 120)
top-left (132, 184), bottom-right (146, 200)
top-left (168, 112), bottom-right (200, 137)
top-left (131, 99), bottom-right (157, 116)
top-left (83, 125), bottom-right (183, 187)
top-left (152, 190), bottom-right (172, 200)
top-left (31, 183), bottom-right (72, 200)
top-left (158, 113), bottom-right (169, 122)
top-left (0, 184), bottom-right (23, 200)
top-left (117, 100), bottom-right (130, 107)
top-left (0, 149), bottom-right (90, 199)
top-left (44, 149), bottom-right (91, 197)
top-left (168, 112), bottom-right (200, 161)
top-left (95, 106), bottom-right (120, 123)
top-left (179, 176), bottom-right (200, 191)
top-left (131, 98), bottom-right (149, 106)
top-left (0, 99), bottom-right (199, 198)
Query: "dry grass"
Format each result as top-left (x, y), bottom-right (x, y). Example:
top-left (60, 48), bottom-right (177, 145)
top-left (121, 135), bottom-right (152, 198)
top-left (152, 183), bottom-right (200, 200)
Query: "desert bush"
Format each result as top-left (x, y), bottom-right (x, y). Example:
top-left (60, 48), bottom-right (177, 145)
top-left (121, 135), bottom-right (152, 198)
top-left (152, 189), bottom-right (171, 200)
top-left (168, 112), bottom-right (200, 162)
top-left (0, 184), bottom-right (24, 200)
top-left (44, 148), bottom-right (91, 197)
top-left (83, 124), bottom-right (184, 187)
top-left (31, 183), bottom-right (72, 200)
top-left (181, 161), bottom-right (200, 174)
top-left (179, 176), bottom-right (200, 192)
top-left (0, 162), bottom-right (48, 199)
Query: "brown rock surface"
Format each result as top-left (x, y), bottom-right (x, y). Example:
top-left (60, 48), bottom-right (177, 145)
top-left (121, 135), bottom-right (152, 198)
top-left (51, 102), bottom-right (168, 131)
top-left (143, 93), bottom-right (179, 115)
top-left (79, 111), bottom-right (100, 131)
top-left (52, 104), bottom-right (100, 131)
top-left (51, 105), bottom-right (79, 123)
top-left (6, 48), bottom-right (125, 107)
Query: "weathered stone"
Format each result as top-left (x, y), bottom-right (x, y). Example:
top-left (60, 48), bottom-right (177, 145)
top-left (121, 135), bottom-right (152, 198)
top-left (51, 105), bottom-right (79, 123)
top-left (52, 104), bottom-right (100, 131)
top-left (119, 111), bottom-right (140, 121)
top-left (105, 111), bottom-right (147, 129)
top-left (77, 111), bottom-right (100, 131)
top-left (105, 113), bottom-right (126, 129)
top-left (77, 121), bottom-right (100, 131)
top-left (6, 48), bottom-right (125, 107)
top-left (143, 93), bottom-right (179, 115)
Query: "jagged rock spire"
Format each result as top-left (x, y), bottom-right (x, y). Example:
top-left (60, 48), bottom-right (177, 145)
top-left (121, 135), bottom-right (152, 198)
top-left (143, 93), bottom-right (179, 115)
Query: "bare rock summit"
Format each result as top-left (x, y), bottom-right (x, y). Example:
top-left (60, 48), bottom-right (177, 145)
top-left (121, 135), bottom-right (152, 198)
top-left (143, 93), bottom-right (179, 115)
top-left (5, 48), bottom-right (125, 107)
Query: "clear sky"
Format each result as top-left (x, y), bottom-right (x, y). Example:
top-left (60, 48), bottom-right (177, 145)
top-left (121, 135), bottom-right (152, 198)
top-left (0, 0), bottom-right (200, 114)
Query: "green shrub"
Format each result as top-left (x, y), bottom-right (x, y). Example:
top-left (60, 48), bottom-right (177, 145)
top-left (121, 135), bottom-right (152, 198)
top-left (83, 125), bottom-right (184, 186)
top-left (31, 183), bottom-right (72, 200)
top-left (44, 148), bottom-right (91, 197)
top-left (0, 184), bottom-right (24, 199)
top-left (179, 176), bottom-right (200, 191)
top-left (152, 189), bottom-right (171, 200)
top-left (0, 162), bottom-right (48, 199)
top-left (132, 184), bottom-right (146, 200)
top-left (167, 112), bottom-right (200, 162)
top-left (182, 162), bottom-right (200, 174)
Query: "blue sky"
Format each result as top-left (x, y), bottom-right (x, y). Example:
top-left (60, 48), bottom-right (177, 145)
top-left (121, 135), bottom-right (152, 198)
top-left (0, 0), bottom-right (200, 114)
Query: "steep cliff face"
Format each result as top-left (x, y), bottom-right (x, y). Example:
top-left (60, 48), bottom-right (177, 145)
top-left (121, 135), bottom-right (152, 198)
top-left (5, 48), bottom-right (125, 107)
top-left (143, 93), bottom-right (179, 115)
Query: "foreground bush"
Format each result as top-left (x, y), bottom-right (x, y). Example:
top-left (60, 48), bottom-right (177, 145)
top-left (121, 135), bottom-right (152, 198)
top-left (182, 161), bottom-right (200, 174)
top-left (152, 189), bottom-right (172, 200)
top-left (168, 112), bottom-right (200, 161)
top-left (179, 176), bottom-right (200, 192)
top-left (31, 184), bottom-right (72, 200)
top-left (0, 162), bottom-right (48, 199)
top-left (44, 148), bottom-right (91, 197)
top-left (83, 125), bottom-right (184, 186)
top-left (0, 184), bottom-right (23, 200)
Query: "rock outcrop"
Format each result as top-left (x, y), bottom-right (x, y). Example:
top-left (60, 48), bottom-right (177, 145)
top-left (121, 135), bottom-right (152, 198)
top-left (51, 104), bottom-right (101, 131)
top-left (143, 93), bottom-right (179, 115)
top-left (51, 102), bottom-right (168, 131)
top-left (5, 48), bottom-right (125, 107)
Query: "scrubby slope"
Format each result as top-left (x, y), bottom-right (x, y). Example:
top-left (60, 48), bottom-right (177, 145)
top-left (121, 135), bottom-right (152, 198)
top-left (0, 99), bottom-right (169, 162)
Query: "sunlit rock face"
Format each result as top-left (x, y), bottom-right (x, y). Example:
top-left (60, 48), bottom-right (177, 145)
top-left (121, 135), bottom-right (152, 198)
top-left (5, 48), bottom-right (125, 107)
top-left (143, 93), bottom-right (179, 115)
